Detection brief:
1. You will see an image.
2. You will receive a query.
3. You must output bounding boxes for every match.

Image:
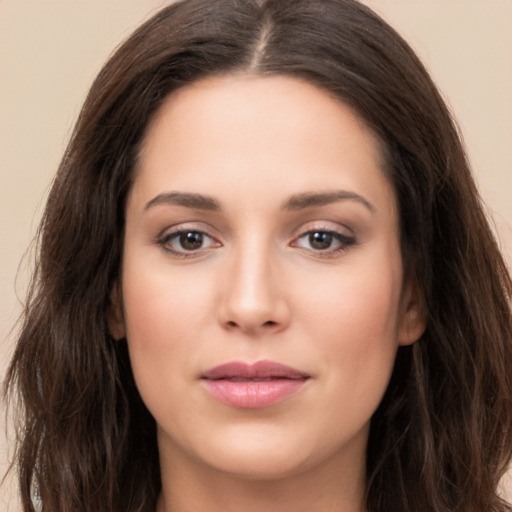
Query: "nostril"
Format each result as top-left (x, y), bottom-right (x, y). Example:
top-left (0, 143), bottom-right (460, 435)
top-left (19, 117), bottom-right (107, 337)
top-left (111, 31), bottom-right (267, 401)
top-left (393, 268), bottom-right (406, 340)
top-left (263, 320), bottom-right (277, 327)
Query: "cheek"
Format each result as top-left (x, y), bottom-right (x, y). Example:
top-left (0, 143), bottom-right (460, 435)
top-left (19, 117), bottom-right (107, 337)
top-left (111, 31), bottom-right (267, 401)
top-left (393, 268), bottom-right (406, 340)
top-left (120, 256), bottom-right (215, 399)
top-left (296, 254), bottom-right (403, 403)
top-left (122, 254), bottom-right (213, 339)
top-left (301, 258), bottom-right (402, 343)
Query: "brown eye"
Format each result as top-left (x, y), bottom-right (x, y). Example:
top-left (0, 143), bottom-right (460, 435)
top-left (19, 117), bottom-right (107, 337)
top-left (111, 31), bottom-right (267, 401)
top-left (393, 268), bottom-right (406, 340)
top-left (292, 228), bottom-right (356, 255)
top-left (179, 231), bottom-right (204, 250)
top-left (158, 229), bottom-right (219, 255)
top-left (309, 231), bottom-right (333, 250)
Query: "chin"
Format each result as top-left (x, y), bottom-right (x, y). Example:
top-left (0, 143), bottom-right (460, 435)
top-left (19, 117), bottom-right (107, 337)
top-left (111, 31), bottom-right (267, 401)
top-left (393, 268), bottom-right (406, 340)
top-left (183, 421), bottom-right (364, 482)
top-left (207, 451), bottom-right (316, 481)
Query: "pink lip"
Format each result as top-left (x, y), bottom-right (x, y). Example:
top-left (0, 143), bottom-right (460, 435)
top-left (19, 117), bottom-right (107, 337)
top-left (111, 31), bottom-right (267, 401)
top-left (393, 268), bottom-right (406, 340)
top-left (201, 360), bottom-right (310, 409)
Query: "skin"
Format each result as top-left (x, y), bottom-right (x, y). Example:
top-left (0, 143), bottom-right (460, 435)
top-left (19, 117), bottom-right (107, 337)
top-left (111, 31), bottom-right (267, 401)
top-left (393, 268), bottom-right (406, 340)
top-left (111, 75), bottom-right (425, 512)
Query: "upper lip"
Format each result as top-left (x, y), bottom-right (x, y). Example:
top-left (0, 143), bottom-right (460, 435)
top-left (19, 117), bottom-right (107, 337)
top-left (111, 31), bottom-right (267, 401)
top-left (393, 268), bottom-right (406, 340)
top-left (201, 360), bottom-right (310, 380)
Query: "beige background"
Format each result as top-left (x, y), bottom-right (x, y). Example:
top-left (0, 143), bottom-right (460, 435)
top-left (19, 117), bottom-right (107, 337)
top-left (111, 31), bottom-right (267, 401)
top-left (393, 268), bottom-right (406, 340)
top-left (1, 1), bottom-right (511, 510)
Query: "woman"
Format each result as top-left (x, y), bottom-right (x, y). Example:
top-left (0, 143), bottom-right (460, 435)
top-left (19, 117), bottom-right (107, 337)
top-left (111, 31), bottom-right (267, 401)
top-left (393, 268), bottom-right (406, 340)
top-left (4, 0), bottom-right (512, 511)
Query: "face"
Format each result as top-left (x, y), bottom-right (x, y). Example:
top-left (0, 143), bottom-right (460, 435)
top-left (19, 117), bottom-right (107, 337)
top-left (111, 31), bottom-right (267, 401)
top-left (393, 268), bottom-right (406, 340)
top-left (113, 75), bottom-right (425, 482)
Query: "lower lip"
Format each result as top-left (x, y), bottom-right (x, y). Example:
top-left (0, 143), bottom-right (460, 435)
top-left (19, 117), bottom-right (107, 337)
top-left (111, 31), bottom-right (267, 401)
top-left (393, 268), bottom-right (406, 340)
top-left (201, 379), bottom-right (307, 408)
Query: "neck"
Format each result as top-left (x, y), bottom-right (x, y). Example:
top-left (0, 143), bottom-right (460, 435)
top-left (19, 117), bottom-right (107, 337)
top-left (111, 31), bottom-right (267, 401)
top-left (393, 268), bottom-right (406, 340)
top-left (156, 445), bottom-right (368, 512)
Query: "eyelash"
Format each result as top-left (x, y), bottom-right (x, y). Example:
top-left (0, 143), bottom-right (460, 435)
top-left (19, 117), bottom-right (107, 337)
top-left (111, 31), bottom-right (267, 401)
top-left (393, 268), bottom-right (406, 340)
top-left (156, 228), bottom-right (219, 258)
top-left (156, 227), bottom-right (356, 258)
top-left (291, 229), bottom-right (356, 256)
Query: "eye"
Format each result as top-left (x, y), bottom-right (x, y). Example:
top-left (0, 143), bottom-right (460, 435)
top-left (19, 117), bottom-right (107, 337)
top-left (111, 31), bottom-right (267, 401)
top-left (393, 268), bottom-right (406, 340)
top-left (292, 229), bottom-right (356, 254)
top-left (157, 229), bottom-right (220, 255)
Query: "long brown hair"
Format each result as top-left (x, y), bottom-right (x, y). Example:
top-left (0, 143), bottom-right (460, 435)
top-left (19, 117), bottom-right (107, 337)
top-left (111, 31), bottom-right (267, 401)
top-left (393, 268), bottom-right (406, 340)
top-left (4, 1), bottom-right (512, 511)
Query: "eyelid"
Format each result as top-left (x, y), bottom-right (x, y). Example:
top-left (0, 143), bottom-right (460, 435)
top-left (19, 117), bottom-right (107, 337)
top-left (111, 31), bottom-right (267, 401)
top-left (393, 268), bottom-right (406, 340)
top-left (292, 230), bottom-right (355, 248)
top-left (154, 220), bottom-right (357, 258)
top-left (289, 221), bottom-right (357, 255)
top-left (291, 220), bottom-right (355, 239)
top-left (156, 224), bottom-right (222, 257)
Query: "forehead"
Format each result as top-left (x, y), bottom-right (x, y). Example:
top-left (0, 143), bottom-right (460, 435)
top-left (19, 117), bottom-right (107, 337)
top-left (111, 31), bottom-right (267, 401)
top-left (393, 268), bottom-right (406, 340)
top-left (141, 73), bottom-right (384, 163)
top-left (132, 74), bottom-right (395, 217)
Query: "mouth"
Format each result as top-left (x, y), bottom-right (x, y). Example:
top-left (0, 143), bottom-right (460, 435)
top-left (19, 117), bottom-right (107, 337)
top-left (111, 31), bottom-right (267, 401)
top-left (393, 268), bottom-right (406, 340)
top-left (200, 360), bottom-right (310, 409)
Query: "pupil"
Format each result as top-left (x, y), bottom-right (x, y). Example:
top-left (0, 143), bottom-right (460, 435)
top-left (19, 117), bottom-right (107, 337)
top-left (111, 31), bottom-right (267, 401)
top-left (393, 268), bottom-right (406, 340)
top-left (180, 232), bottom-right (203, 250)
top-left (309, 231), bottom-right (332, 250)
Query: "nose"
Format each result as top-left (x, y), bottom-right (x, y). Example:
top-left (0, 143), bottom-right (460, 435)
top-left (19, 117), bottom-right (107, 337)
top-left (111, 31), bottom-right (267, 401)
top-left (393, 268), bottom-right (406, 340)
top-left (217, 242), bottom-right (290, 335)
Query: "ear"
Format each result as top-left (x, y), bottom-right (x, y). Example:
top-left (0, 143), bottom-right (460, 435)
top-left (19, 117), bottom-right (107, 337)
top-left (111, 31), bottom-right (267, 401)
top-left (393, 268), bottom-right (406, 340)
top-left (397, 278), bottom-right (426, 346)
top-left (108, 282), bottom-right (126, 340)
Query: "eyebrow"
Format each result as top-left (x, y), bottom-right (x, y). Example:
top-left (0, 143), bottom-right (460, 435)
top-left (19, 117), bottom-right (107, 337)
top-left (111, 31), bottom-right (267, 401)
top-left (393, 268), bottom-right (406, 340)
top-left (143, 189), bottom-right (374, 214)
top-left (144, 192), bottom-right (221, 212)
top-left (282, 190), bottom-right (375, 213)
